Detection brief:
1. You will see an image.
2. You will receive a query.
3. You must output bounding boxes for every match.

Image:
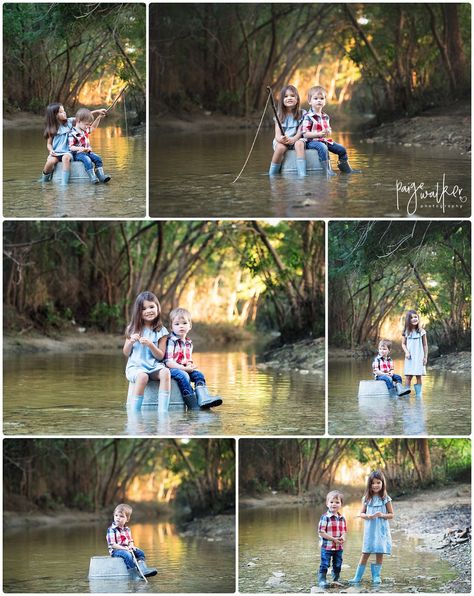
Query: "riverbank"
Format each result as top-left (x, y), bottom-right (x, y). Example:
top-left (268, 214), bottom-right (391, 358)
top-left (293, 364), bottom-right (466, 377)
top-left (3, 507), bottom-right (235, 541)
top-left (329, 348), bottom-right (471, 373)
top-left (257, 337), bottom-right (325, 374)
top-left (365, 100), bottom-right (470, 155)
top-left (393, 483), bottom-right (471, 593)
top-left (3, 322), bottom-right (254, 355)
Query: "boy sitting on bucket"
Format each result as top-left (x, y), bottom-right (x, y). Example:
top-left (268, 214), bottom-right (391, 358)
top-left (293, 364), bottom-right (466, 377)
top-left (160, 307), bottom-right (223, 409)
top-left (373, 339), bottom-right (411, 397)
top-left (106, 503), bottom-right (157, 577)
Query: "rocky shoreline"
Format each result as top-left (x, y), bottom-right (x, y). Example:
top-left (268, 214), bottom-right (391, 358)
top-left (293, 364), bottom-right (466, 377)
top-left (258, 337), bottom-right (325, 375)
top-left (365, 101), bottom-right (470, 155)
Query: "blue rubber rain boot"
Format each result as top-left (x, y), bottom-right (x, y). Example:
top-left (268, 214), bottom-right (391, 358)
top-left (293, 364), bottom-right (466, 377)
top-left (96, 167), bottom-right (111, 183)
top-left (338, 159), bottom-right (361, 173)
top-left (396, 382), bottom-right (411, 396)
top-left (348, 563), bottom-right (366, 584)
top-left (137, 559), bottom-right (158, 577)
top-left (318, 571), bottom-right (329, 588)
top-left (268, 162), bottom-right (281, 176)
top-left (296, 158), bottom-right (307, 177)
top-left (414, 383), bottom-right (422, 396)
top-left (130, 395), bottom-right (143, 411)
top-left (40, 171), bottom-right (53, 182)
top-left (61, 168), bottom-right (71, 185)
top-left (371, 563), bottom-right (382, 584)
top-left (157, 390), bottom-right (170, 413)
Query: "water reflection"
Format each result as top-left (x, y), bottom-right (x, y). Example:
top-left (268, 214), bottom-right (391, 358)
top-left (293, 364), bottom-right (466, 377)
top-left (3, 350), bottom-right (325, 436)
top-left (150, 129), bottom-right (471, 218)
top-left (328, 357), bottom-right (470, 435)
top-left (239, 502), bottom-right (456, 593)
top-left (3, 126), bottom-right (145, 218)
top-left (4, 521), bottom-right (235, 593)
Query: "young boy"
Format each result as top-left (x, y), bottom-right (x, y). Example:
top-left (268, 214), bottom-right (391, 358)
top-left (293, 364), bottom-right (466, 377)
top-left (373, 339), bottom-right (411, 397)
top-left (106, 503), bottom-right (157, 577)
top-left (318, 490), bottom-right (347, 588)
top-left (68, 107), bottom-right (111, 184)
top-left (302, 85), bottom-right (360, 175)
top-left (160, 307), bottom-right (223, 409)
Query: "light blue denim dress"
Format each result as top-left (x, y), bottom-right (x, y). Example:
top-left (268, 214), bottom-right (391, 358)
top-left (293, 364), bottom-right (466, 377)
top-left (51, 117), bottom-right (75, 156)
top-left (125, 326), bottom-right (168, 382)
top-left (403, 329), bottom-right (427, 375)
top-left (362, 495), bottom-right (392, 554)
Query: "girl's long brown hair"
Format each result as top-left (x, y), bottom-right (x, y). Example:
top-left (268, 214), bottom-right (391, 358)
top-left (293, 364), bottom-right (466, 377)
top-left (277, 85), bottom-right (302, 123)
top-left (403, 309), bottom-right (423, 336)
top-left (43, 103), bottom-right (63, 139)
top-left (363, 470), bottom-right (388, 503)
top-left (125, 291), bottom-right (163, 337)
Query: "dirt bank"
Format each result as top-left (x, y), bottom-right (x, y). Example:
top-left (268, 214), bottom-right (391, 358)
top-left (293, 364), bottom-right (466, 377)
top-left (393, 483), bottom-right (471, 593)
top-left (365, 100), bottom-right (471, 155)
top-left (257, 337), bottom-right (325, 374)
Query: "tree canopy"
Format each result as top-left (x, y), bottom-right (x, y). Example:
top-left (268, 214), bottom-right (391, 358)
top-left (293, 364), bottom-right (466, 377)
top-left (328, 221), bottom-right (470, 351)
top-left (3, 220), bottom-right (324, 339)
top-left (4, 438), bottom-right (234, 515)
top-left (239, 438), bottom-right (471, 496)
top-left (3, 3), bottom-right (145, 118)
top-left (151, 3), bottom-right (470, 119)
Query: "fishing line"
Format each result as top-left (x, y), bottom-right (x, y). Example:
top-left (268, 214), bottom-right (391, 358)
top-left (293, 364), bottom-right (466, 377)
top-left (232, 90), bottom-right (272, 184)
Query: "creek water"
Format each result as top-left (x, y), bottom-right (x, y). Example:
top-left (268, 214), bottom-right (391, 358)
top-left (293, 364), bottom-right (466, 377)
top-left (3, 349), bottom-right (324, 436)
top-left (3, 126), bottom-right (145, 218)
top-left (149, 129), bottom-right (471, 218)
top-left (3, 519), bottom-right (235, 593)
top-left (239, 501), bottom-right (457, 593)
top-left (328, 357), bottom-right (471, 436)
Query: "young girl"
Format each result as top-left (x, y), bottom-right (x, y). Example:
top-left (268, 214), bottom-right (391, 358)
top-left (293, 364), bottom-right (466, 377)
top-left (349, 470), bottom-right (393, 585)
top-left (123, 291), bottom-right (171, 412)
top-left (41, 103), bottom-right (107, 185)
top-left (401, 309), bottom-right (428, 397)
top-left (268, 85), bottom-right (307, 177)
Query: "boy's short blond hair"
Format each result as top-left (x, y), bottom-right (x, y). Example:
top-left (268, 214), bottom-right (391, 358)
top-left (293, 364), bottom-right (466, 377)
top-left (378, 339), bottom-right (392, 351)
top-left (75, 107), bottom-right (94, 124)
top-left (114, 503), bottom-right (133, 520)
top-left (326, 490), bottom-right (344, 505)
top-left (169, 307), bottom-right (192, 325)
top-left (308, 85), bottom-right (327, 102)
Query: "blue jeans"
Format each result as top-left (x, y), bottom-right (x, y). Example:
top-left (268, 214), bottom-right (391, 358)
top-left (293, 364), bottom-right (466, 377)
top-left (73, 151), bottom-right (103, 170)
top-left (306, 140), bottom-right (348, 162)
top-left (112, 547), bottom-right (145, 570)
top-left (376, 373), bottom-right (402, 391)
top-left (170, 368), bottom-right (205, 401)
top-left (319, 549), bottom-right (343, 575)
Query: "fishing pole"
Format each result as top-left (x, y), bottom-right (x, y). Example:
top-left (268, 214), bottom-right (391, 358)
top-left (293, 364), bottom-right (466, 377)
top-left (106, 85), bottom-right (128, 113)
top-left (266, 86), bottom-right (285, 136)
top-left (131, 549), bottom-right (148, 583)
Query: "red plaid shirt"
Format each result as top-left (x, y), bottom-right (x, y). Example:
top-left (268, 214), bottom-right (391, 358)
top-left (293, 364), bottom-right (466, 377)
top-left (318, 511), bottom-right (347, 551)
top-left (165, 333), bottom-right (193, 365)
top-left (372, 355), bottom-right (394, 377)
top-left (106, 523), bottom-right (134, 554)
top-left (302, 110), bottom-right (333, 144)
top-left (68, 126), bottom-right (92, 151)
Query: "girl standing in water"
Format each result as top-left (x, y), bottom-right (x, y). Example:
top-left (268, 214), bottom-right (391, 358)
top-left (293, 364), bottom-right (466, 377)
top-left (349, 470), bottom-right (394, 585)
top-left (402, 309), bottom-right (428, 396)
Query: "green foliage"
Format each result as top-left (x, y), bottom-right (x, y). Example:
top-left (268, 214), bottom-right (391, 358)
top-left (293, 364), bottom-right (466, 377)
top-left (278, 477), bottom-right (297, 494)
top-left (90, 302), bottom-right (124, 332)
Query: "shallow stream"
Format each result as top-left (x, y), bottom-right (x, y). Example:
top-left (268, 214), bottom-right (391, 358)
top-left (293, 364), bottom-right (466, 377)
top-left (3, 125), bottom-right (145, 218)
top-left (3, 349), bottom-right (324, 436)
top-left (328, 356), bottom-right (471, 436)
top-left (150, 129), bottom-right (470, 218)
